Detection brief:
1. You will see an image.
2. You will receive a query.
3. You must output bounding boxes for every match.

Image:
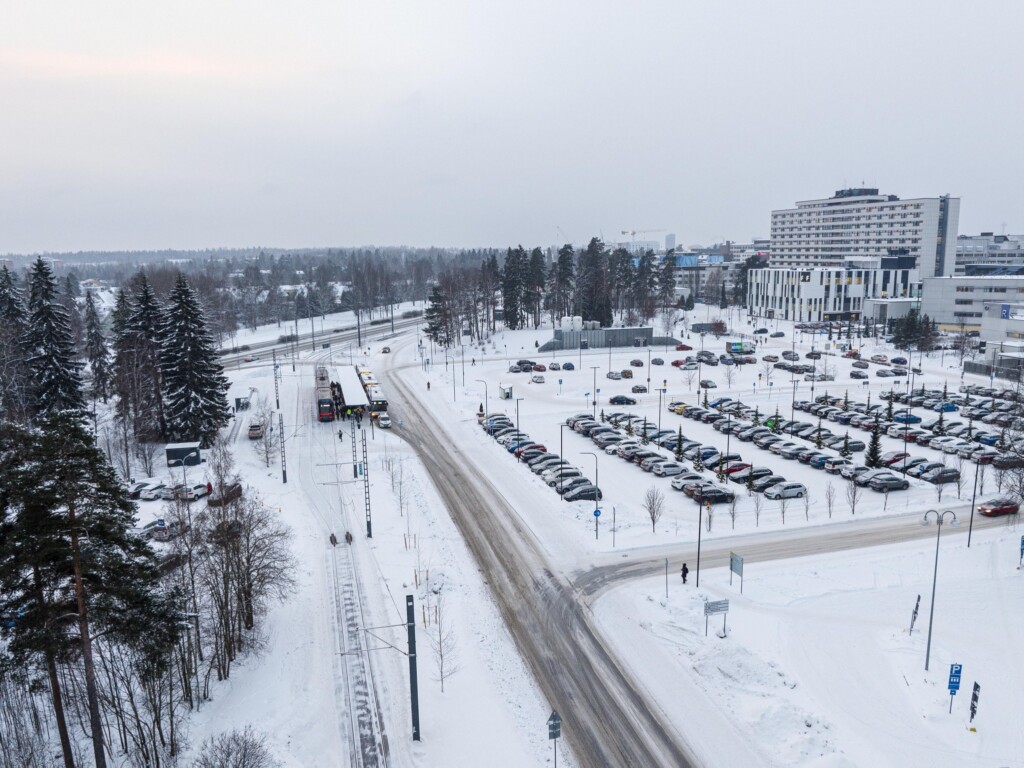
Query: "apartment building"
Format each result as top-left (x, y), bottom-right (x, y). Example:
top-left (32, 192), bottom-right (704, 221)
top-left (770, 188), bottom-right (959, 279)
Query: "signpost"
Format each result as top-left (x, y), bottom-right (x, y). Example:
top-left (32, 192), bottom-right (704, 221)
top-left (594, 507), bottom-right (601, 540)
top-left (704, 599), bottom-right (729, 637)
top-left (948, 663), bottom-right (962, 713)
top-left (729, 552), bottom-right (744, 593)
top-left (970, 682), bottom-right (980, 723)
top-left (909, 594), bottom-right (921, 636)
top-left (547, 710), bottom-right (561, 768)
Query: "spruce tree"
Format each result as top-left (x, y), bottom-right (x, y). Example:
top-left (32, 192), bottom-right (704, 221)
top-left (771, 408), bottom-right (782, 434)
top-left (640, 418), bottom-right (650, 445)
top-left (840, 433), bottom-right (852, 458)
top-left (674, 427), bottom-right (684, 462)
top-left (0, 414), bottom-right (180, 768)
top-left (126, 273), bottom-right (167, 441)
top-left (745, 469), bottom-right (755, 495)
top-left (0, 266), bottom-right (31, 423)
top-left (865, 416), bottom-right (882, 468)
top-left (752, 407), bottom-right (761, 426)
top-left (692, 450), bottom-right (704, 473)
top-left (60, 275), bottom-right (85, 356)
top-left (933, 409), bottom-right (946, 436)
top-left (886, 392), bottom-right (894, 422)
top-left (160, 273), bottom-right (231, 444)
top-left (423, 284), bottom-right (451, 346)
top-left (84, 290), bottom-right (111, 403)
top-left (815, 416), bottom-right (824, 449)
top-left (25, 257), bottom-right (86, 420)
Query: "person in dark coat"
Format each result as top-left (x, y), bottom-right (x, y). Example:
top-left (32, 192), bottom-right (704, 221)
top-left (681, 563), bottom-right (689, 584)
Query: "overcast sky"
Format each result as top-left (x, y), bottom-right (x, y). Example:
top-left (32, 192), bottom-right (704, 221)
top-left (2, 1), bottom-right (1022, 254)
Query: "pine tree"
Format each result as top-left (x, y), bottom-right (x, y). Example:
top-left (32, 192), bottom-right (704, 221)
top-left (771, 407), bottom-right (782, 434)
top-left (842, 390), bottom-right (849, 411)
top-left (865, 416), bottom-right (882, 468)
top-left (0, 266), bottom-right (31, 423)
top-left (0, 414), bottom-right (181, 768)
top-left (702, 388), bottom-right (709, 408)
top-left (815, 416), bottom-right (824, 449)
top-left (745, 469), bottom-right (755, 495)
top-left (423, 284), bottom-right (452, 346)
top-left (674, 427), bottom-right (684, 462)
top-left (840, 433), bottom-right (852, 458)
top-left (965, 417), bottom-right (974, 440)
top-left (640, 418), bottom-right (650, 445)
top-left (84, 290), bottom-right (111, 403)
top-left (933, 409), bottom-right (946, 436)
top-left (658, 254), bottom-right (676, 315)
top-left (25, 257), bottom-right (86, 421)
top-left (692, 450), bottom-right (704, 473)
top-left (60, 275), bottom-right (85, 357)
top-left (501, 246), bottom-right (529, 330)
top-left (752, 407), bottom-right (761, 426)
top-left (160, 273), bottom-right (231, 445)
top-left (886, 392), bottom-right (894, 422)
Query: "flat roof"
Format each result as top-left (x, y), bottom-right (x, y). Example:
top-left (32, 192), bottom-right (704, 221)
top-left (335, 365), bottom-right (369, 408)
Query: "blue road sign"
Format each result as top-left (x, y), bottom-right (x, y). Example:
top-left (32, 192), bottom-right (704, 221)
top-left (593, 508), bottom-right (602, 518)
top-left (558, 379), bottom-right (563, 385)
top-left (948, 663), bottom-right (962, 694)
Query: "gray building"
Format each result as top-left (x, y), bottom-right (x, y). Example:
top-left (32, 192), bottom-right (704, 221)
top-left (919, 275), bottom-right (1024, 330)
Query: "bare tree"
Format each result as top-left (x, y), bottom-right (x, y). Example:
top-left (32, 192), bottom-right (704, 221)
top-left (643, 486), bottom-right (666, 533)
top-left (846, 481), bottom-right (861, 515)
top-left (430, 588), bottom-right (460, 692)
top-left (934, 480), bottom-right (946, 504)
top-left (825, 481), bottom-right (836, 519)
top-left (194, 727), bottom-right (282, 768)
top-left (955, 457), bottom-right (966, 499)
top-left (724, 364), bottom-right (737, 388)
top-left (995, 466), bottom-right (1006, 492)
top-left (779, 494), bottom-right (790, 524)
top-left (728, 495), bottom-right (738, 530)
top-left (803, 491), bottom-right (812, 521)
top-left (705, 503), bottom-right (713, 532)
top-left (661, 309), bottom-right (680, 337)
top-left (752, 492), bottom-right (763, 527)
top-left (684, 368), bottom-right (697, 391)
top-left (250, 398), bottom-right (278, 467)
top-left (760, 359), bottom-right (775, 386)
top-left (978, 462), bottom-right (987, 496)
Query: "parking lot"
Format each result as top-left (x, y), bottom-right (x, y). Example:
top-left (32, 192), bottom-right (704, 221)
top-left (434, 315), bottom-right (1019, 550)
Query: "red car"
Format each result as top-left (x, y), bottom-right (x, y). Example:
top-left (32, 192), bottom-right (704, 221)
top-left (880, 451), bottom-right (910, 466)
top-left (533, 363), bottom-right (547, 372)
top-left (671, 359), bottom-right (686, 367)
top-left (978, 497), bottom-right (1019, 517)
top-left (722, 461), bottom-right (752, 474)
top-left (675, 344), bottom-right (693, 351)
top-left (514, 443), bottom-right (546, 457)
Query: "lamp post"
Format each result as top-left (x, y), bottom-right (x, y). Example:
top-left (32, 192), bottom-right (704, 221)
top-left (791, 380), bottom-right (798, 423)
top-left (515, 397), bottom-right (524, 463)
top-left (181, 450), bottom-right (199, 490)
top-left (560, 424), bottom-right (569, 492)
top-left (461, 344), bottom-right (466, 387)
top-left (591, 366), bottom-right (600, 418)
top-left (647, 349), bottom-right (651, 386)
top-left (921, 509), bottom-right (958, 671)
top-left (967, 461), bottom-right (980, 547)
top-left (475, 379), bottom-right (489, 421)
top-left (581, 452), bottom-right (599, 525)
top-left (696, 500), bottom-right (706, 588)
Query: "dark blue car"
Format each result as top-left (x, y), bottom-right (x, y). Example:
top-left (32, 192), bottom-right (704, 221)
top-left (562, 362), bottom-right (575, 371)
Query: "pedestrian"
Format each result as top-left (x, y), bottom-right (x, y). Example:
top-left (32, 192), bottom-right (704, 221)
top-left (681, 563), bottom-right (689, 584)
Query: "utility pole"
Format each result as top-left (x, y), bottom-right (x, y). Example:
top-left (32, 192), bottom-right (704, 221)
top-left (272, 348), bottom-right (280, 410)
top-left (406, 595), bottom-right (421, 741)
top-left (362, 430), bottom-right (372, 538)
top-left (279, 412), bottom-right (287, 483)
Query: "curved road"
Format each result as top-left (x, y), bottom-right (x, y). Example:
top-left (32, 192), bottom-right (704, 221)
top-left (379, 343), bottom-right (1009, 768)
top-left (384, 361), bottom-right (698, 768)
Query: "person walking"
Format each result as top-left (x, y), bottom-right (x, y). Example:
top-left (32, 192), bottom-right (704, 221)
top-left (681, 563), bottom-right (689, 584)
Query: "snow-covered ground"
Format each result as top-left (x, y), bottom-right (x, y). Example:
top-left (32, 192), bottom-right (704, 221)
top-left (133, 305), bottom-right (1019, 767)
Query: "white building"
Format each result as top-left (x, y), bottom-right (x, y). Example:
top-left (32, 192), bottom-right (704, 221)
top-left (954, 233), bottom-right (1024, 275)
top-left (770, 188), bottom-right (959, 279)
top-left (920, 275), bottom-right (1024, 330)
top-left (748, 256), bottom-right (919, 323)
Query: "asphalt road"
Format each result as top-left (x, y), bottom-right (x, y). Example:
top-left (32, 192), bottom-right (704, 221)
top-left (384, 363), bottom-right (698, 768)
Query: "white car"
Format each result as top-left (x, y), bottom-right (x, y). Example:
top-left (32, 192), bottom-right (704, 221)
top-left (139, 484), bottom-right (167, 501)
top-left (652, 462), bottom-right (685, 477)
top-left (606, 371), bottom-right (622, 380)
top-left (939, 439), bottom-right (970, 455)
top-left (531, 374), bottom-right (546, 384)
top-left (764, 482), bottom-right (807, 500)
top-left (378, 414), bottom-right (392, 428)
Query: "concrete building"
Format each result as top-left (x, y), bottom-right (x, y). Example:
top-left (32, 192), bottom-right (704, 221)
top-left (748, 256), bottom-right (919, 323)
top-left (665, 233), bottom-right (676, 252)
top-left (920, 275), bottom-right (1024, 330)
top-left (770, 188), bottom-right (959, 279)
top-left (954, 233), bottom-right (1024, 275)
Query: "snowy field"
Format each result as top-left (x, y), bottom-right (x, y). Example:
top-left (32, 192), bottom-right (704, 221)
top-left (131, 305), bottom-right (1021, 767)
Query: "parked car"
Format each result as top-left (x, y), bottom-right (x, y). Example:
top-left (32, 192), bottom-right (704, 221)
top-left (869, 474), bottom-right (910, 492)
top-left (977, 497), bottom-right (1019, 516)
top-left (621, 369), bottom-right (634, 379)
top-left (562, 362), bottom-right (575, 370)
top-left (764, 482), bottom-right (807, 499)
top-left (700, 380), bottom-right (717, 389)
top-left (921, 467), bottom-right (960, 485)
top-left (606, 371), bottom-right (622, 380)
top-left (852, 360), bottom-right (869, 369)
top-left (751, 474), bottom-right (786, 492)
top-left (129, 481), bottom-right (162, 500)
top-left (676, 344), bottom-right (693, 351)
top-left (729, 466), bottom-right (773, 484)
top-left (631, 384), bottom-right (648, 393)
top-left (207, 481), bottom-right (243, 507)
top-left (670, 472), bottom-right (707, 491)
top-left (692, 485), bottom-right (736, 504)
top-left (563, 484), bottom-right (603, 502)
top-left (653, 462), bottom-right (685, 477)
top-left (651, 358), bottom-right (664, 366)
top-left (549, 362), bottom-right (561, 371)
top-left (770, 331), bottom-right (785, 338)
top-left (609, 395), bottom-right (637, 405)
top-left (907, 461), bottom-right (945, 479)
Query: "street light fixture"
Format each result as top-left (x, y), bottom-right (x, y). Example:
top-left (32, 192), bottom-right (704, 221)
top-left (920, 509), bottom-right (959, 671)
top-left (591, 366), bottom-right (600, 418)
top-left (580, 451), bottom-right (599, 523)
top-left (560, 423), bottom-right (569, 494)
top-left (515, 397), bottom-right (524, 463)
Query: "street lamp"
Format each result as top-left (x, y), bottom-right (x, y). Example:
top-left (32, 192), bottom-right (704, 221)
top-left (475, 379), bottom-right (489, 421)
top-left (696, 500), bottom-right (707, 588)
top-left (515, 397), bottom-right (524, 463)
top-left (921, 509), bottom-right (959, 671)
top-left (560, 423), bottom-right (569, 493)
top-left (647, 348), bottom-right (651, 386)
top-left (581, 452), bottom-right (599, 524)
top-left (591, 366), bottom-right (600, 418)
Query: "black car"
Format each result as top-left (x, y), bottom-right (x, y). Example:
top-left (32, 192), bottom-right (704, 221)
top-left (692, 486), bottom-right (736, 504)
top-left (770, 331), bottom-right (785, 338)
top-left (751, 474), bottom-right (786, 492)
top-left (563, 484), bottom-right (603, 502)
top-left (851, 371), bottom-right (868, 380)
top-left (729, 466), bottom-right (773, 484)
top-left (609, 395), bottom-right (637, 406)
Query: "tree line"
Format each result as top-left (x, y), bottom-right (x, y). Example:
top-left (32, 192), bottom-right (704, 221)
top-left (0, 258), bottom-right (292, 767)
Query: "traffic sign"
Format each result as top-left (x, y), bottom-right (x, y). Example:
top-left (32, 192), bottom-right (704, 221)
top-left (704, 600), bottom-right (729, 616)
top-left (593, 508), bottom-right (602, 518)
top-left (547, 710), bottom-right (561, 739)
top-left (948, 663), bottom-right (962, 694)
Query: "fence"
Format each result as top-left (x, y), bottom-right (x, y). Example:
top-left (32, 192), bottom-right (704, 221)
top-left (963, 360), bottom-right (1024, 382)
